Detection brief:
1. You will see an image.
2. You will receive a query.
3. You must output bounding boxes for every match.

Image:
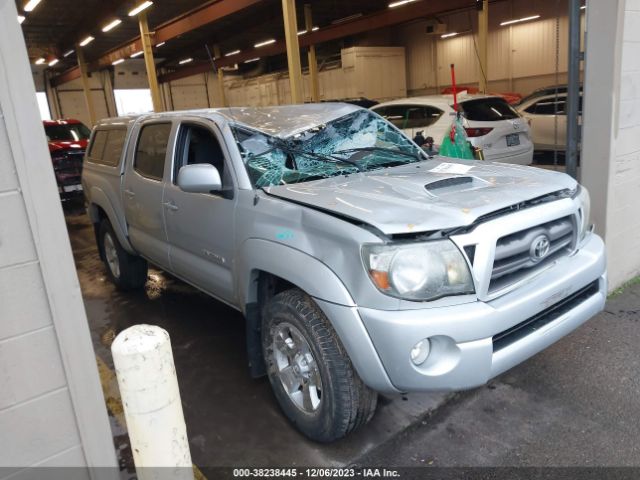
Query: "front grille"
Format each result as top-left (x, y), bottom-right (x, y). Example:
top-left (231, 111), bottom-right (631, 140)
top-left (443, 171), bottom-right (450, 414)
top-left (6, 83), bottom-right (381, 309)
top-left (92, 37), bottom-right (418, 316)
top-left (489, 215), bottom-right (575, 293)
top-left (492, 280), bottom-right (600, 352)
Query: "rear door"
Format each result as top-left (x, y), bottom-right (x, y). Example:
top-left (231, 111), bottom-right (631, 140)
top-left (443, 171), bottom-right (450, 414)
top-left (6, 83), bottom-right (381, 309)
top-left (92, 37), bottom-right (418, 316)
top-left (163, 120), bottom-right (237, 304)
top-left (122, 121), bottom-right (173, 268)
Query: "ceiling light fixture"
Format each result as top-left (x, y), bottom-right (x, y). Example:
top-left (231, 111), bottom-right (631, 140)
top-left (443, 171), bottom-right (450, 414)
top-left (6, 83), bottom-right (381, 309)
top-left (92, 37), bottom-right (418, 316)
top-left (244, 57), bottom-right (260, 63)
top-left (102, 19), bottom-right (122, 32)
top-left (500, 15), bottom-right (540, 26)
top-left (225, 50), bottom-right (241, 57)
top-left (441, 32), bottom-right (458, 38)
top-left (112, 59), bottom-right (125, 65)
top-left (297, 26), bottom-right (319, 35)
top-left (156, 41), bottom-right (165, 47)
top-left (580, 5), bottom-right (586, 9)
top-left (179, 58), bottom-right (193, 65)
top-left (254, 39), bottom-right (276, 48)
top-left (130, 51), bottom-right (144, 58)
top-left (388, 0), bottom-right (417, 8)
top-left (48, 58), bottom-right (59, 66)
top-left (35, 58), bottom-right (45, 65)
top-left (63, 49), bottom-right (74, 57)
top-left (23, 0), bottom-right (42, 12)
top-left (128, 1), bottom-right (153, 17)
top-left (18, 15), bottom-right (26, 24)
top-left (79, 35), bottom-right (95, 47)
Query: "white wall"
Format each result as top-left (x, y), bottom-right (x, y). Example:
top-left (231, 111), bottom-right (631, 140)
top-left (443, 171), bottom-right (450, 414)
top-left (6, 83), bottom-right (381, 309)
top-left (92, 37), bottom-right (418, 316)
top-left (582, 0), bottom-right (640, 290)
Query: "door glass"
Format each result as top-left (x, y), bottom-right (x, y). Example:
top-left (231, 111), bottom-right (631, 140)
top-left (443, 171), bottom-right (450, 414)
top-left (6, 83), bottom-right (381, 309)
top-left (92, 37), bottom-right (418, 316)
top-left (134, 123), bottom-right (172, 180)
top-left (529, 97), bottom-right (567, 115)
top-left (175, 125), bottom-right (227, 186)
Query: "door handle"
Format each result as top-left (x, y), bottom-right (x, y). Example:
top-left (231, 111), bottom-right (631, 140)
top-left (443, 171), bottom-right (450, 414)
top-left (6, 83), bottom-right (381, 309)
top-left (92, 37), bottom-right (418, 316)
top-left (163, 201), bottom-right (179, 212)
top-left (124, 189), bottom-right (135, 198)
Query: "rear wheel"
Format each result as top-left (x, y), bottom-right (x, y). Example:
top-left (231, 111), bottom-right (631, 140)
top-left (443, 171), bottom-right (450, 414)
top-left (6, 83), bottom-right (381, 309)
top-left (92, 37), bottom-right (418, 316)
top-left (98, 219), bottom-right (148, 290)
top-left (262, 288), bottom-right (377, 442)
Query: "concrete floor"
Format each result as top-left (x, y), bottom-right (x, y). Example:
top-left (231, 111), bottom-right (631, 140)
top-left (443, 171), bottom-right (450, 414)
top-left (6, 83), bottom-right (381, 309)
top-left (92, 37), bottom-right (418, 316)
top-left (63, 192), bottom-right (638, 473)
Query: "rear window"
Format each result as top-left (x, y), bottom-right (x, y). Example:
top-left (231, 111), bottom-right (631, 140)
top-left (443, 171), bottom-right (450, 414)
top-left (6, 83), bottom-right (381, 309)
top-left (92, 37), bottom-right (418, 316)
top-left (45, 123), bottom-right (91, 141)
top-left (459, 98), bottom-right (520, 121)
top-left (87, 128), bottom-right (127, 166)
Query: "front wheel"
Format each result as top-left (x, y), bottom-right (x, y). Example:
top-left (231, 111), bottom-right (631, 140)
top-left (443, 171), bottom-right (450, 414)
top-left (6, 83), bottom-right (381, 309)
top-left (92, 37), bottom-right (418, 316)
top-left (98, 219), bottom-right (148, 290)
top-left (262, 289), bottom-right (377, 442)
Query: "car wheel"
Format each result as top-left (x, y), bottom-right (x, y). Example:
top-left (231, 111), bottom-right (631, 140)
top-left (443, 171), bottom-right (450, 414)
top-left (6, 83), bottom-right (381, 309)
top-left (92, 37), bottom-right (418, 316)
top-left (262, 288), bottom-right (377, 442)
top-left (98, 219), bottom-right (148, 290)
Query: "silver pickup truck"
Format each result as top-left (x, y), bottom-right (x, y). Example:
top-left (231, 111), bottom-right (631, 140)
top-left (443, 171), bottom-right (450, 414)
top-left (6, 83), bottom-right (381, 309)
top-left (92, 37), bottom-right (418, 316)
top-left (82, 104), bottom-right (606, 442)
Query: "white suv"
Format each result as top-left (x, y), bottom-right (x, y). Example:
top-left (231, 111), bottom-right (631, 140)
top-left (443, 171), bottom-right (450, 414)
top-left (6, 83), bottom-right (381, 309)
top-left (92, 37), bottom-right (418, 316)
top-left (372, 94), bottom-right (534, 165)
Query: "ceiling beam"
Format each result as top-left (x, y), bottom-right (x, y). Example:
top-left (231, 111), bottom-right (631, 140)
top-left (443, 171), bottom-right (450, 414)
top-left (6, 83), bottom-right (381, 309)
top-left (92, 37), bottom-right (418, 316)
top-left (157, 0), bottom-right (476, 83)
top-left (51, 0), bottom-right (264, 87)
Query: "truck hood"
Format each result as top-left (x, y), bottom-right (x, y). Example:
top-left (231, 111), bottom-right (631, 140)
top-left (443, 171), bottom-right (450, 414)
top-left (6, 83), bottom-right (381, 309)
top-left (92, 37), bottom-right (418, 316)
top-left (264, 160), bottom-right (577, 235)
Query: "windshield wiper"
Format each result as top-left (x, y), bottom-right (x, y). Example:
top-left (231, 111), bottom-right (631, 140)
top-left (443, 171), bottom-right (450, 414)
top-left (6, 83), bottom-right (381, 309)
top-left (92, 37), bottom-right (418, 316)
top-left (334, 146), bottom-right (424, 163)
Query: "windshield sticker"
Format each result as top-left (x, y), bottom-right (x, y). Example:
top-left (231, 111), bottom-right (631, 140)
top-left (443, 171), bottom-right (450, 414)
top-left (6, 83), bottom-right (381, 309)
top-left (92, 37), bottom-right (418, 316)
top-left (429, 163), bottom-right (473, 175)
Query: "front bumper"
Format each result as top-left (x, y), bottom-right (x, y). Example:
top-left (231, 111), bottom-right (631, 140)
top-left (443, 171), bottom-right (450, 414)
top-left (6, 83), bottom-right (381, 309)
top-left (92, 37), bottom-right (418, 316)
top-left (323, 233), bottom-right (606, 394)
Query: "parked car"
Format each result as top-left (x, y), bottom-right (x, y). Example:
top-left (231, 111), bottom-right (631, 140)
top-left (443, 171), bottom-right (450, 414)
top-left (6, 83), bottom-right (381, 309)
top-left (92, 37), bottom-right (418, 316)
top-left (44, 119), bottom-right (91, 198)
top-left (82, 104), bottom-right (605, 442)
top-left (372, 94), bottom-right (534, 165)
top-left (516, 86), bottom-right (583, 151)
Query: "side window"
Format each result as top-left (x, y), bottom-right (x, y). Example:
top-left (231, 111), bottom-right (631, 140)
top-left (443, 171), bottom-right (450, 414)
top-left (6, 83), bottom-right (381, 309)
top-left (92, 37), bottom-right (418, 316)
top-left (528, 97), bottom-right (566, 115)
top-left (175, 124), bottom-right (231, 191)
top-left (374, 105), bottom-right (409, 129)
top-left (134, 123), bottom-right (172, 180)
top-left (103, 129), bottom-right (127, 166)
top-left (88, 130), bottom-right (108, 162)
top-left (404, 106), bottom-right (443, 129)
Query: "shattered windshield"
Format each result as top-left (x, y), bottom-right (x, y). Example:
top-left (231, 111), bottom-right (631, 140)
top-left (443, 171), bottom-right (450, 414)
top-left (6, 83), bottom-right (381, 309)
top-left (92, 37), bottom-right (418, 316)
top-left (233, 109), bottom-right (424, 188)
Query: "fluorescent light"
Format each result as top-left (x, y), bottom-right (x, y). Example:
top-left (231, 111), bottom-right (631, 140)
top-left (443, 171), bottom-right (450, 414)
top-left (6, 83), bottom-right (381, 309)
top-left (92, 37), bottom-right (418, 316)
top-left (389, 0), bottom-right (417, 8)
top-left (131, 51), bottom-right (144, 58)
top-left (63, 49), bottom-right (74, 57)
top-left (225, 50), bottom-right (241, 57)
top-left (441, 32), bottom-right (458, 38)
top-left (156, 41), bottom-right (165, 47)
top-left (18, 15), bottom-right (25, 24)
top-left (128, 1), bottom-right (153, 16)
top-left (79, 36), bottom-right (94, 46)
top-left (179, 58), bottom-right (193, 65)
top-left (580, 5), bottom-right (586, 9)
top-left (254, 39), bottom-right (276, 48)
top-left (112, 59), bottom-right (125, 65)
top-left (35, 58), bottom-right (45, 65)
top-left (297, 26), bottom-right (319, 35)
top-left (244, 57), bottom-right (260, 63)
top-left (48, 58), bottom-right (59, 66)
top-left (23, 0), bottom-right (42, 12)
top-left (102, 19), bottom-right (122, 32)
top-left (500, 15), bottom-right (540, 26)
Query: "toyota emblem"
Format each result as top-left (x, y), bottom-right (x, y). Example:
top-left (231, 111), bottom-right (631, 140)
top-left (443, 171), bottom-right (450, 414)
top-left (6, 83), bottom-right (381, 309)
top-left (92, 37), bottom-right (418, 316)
top-left (530, 235), bottom-right (551, 262)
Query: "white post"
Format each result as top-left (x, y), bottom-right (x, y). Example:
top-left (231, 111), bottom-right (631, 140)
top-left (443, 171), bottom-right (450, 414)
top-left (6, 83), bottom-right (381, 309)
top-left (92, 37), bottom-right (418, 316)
top-left (111, 325), bottom-right (193, 480)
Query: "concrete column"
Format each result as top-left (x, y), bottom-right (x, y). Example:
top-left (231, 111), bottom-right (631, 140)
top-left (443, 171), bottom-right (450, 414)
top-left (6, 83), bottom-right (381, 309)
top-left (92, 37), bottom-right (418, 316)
top-left (478, 0), bottom-right (488, 93)
top-left (76, 47), bottom-right (97, 126)
top-left (582, 0), bottom-right (640, 289)
top-left (305, 4), bottom-right (320, 102)
top-left (281, 0), bottom-right (304, 103)
top-left (213, 45), bottom-right (227, 107)
top-left (138, 11), bottom-right (163, 112)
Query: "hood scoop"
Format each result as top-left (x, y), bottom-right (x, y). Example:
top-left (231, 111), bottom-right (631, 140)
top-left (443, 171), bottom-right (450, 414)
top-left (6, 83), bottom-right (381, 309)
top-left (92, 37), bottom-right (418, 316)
top-left (425, 176), bottom-right (474, 193)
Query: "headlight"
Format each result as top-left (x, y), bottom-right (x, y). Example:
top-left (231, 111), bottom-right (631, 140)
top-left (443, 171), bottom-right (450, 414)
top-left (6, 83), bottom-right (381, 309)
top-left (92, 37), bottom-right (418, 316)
top-left (575, 185), bottom-right (592, 243)
top-left (362, 240), bottom-right (475, 301)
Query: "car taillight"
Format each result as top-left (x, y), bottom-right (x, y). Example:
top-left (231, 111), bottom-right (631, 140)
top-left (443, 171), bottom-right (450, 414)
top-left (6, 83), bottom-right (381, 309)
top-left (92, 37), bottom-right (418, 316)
top-left (464, 127), bottom-right (494, 137)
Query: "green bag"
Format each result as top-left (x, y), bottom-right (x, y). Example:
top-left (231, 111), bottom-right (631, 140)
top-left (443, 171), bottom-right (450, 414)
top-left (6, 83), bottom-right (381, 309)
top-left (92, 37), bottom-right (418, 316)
top-left (439, 115), bottom-right (475, 160)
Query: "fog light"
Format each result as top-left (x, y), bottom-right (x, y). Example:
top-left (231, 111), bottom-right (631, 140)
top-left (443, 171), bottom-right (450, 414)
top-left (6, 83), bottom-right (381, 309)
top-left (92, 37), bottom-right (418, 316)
top-left (410, 339), bottom-right (431, 365)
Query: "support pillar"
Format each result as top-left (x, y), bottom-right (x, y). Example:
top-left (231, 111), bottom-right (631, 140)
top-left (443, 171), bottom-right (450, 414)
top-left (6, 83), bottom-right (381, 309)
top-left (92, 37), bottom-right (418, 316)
top-left (304, 4), bottom-right (319, 102)
top-left (478, 0), bottom-right (488, 93)
top-left (281, 0), bottom-right (304, 103)
top-left (213, 45), bottom-right (227, 107)
top-left (76, 47), bottom-right (97, 126)
top-left (566, 0), bottom-right (581, 179)
top-left (138, 11), bottom-right (163, 112)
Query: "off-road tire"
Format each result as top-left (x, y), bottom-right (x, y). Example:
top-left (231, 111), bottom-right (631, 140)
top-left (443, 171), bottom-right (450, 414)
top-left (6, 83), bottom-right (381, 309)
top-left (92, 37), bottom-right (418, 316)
top-left (98, 219), bottom-right (148, 290)
top-left (262, 288), bottom-right (378, 442)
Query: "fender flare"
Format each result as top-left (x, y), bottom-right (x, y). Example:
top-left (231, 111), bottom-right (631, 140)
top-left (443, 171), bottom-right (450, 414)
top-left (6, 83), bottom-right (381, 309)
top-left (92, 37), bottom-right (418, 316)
top-left (238, 238), bottom-right (356, 308)
top-left (87, 187), bottom-right (136, 254)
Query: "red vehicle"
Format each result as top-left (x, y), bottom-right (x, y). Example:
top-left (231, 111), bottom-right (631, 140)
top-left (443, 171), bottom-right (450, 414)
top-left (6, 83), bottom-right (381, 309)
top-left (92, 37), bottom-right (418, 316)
top-left (44, 119), bottom-right (91, 199)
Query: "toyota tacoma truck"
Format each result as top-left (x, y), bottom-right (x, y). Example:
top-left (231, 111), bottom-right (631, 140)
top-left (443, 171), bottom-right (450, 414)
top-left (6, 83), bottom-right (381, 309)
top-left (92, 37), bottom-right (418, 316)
top-left (81, 104), bottom-right (606, 442)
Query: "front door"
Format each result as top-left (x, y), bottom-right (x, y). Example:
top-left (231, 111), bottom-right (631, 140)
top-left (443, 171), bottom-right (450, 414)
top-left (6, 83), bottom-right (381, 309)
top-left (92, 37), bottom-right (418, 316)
top-left (163, 121), bottom-right (237, 304)
top-left (122, 121), bottom-right (173, 268)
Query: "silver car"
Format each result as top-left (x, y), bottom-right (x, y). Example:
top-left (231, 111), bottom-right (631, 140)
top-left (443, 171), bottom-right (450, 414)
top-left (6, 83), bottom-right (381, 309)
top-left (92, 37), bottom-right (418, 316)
top-left (82, 104), bottom-right (606, 442)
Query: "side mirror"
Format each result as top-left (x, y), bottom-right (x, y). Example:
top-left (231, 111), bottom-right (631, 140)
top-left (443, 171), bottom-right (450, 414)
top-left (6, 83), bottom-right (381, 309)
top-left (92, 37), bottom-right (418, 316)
top-left (177, 164), bottom-right (222, 194)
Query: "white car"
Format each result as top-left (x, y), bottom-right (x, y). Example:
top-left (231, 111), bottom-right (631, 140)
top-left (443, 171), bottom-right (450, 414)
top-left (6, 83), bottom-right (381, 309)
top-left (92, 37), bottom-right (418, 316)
top-left (515, 88), bottom-right (582, 151)
top-left (372, 94), bottom-right (534, 165)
